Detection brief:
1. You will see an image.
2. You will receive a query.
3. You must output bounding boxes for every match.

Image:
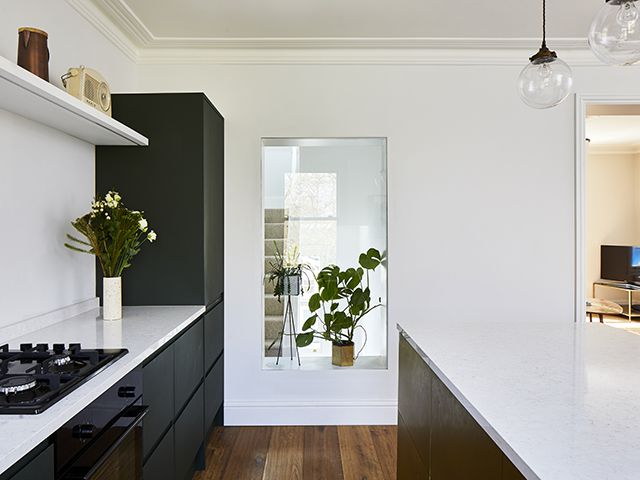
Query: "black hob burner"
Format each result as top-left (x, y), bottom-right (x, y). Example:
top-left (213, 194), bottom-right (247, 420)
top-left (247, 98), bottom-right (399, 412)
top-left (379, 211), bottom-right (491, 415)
top-left (0, 343), bottom-right (127, 414)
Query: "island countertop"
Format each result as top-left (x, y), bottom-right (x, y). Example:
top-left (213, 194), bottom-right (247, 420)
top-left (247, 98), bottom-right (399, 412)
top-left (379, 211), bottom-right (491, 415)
top-left (398, 320), bottom-right (640, 480)
top-left (0, 305), bottom-right (205, 476)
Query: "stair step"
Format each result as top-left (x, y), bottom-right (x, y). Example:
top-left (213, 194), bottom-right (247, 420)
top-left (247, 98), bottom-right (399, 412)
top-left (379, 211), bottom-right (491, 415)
top-left (265, 296), bottom-right (285, 315)
top-left (265, 316), bottom-right (283, 339)
top-left (265, 223), bottom-right (286, 239)
top-left (265, 208), bottom-right (287, 223)
top-left (265, 239), bottom-right (285, 256)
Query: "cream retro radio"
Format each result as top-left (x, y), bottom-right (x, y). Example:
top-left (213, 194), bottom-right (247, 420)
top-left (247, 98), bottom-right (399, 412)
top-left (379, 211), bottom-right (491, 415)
top-left (61, 66), bottom-right (112, 116)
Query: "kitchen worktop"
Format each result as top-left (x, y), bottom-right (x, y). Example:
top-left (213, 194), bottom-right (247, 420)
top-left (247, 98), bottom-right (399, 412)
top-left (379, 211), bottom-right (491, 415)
top-left (398, 320), bottom-right (640, 480)
top-left (0, 305), bottom-right (205, 476)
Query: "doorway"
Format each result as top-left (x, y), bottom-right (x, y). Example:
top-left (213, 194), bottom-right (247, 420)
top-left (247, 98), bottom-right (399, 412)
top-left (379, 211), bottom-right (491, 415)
top-left (576, 96), bottom-right (640, 333)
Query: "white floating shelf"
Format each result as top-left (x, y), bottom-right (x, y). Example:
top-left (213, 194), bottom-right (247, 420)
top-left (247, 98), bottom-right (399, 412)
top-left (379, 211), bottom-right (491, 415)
top-left (0, 55), bottom-right (148, 146)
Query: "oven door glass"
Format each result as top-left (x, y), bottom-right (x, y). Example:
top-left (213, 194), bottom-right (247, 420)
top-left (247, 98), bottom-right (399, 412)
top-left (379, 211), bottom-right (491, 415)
top-left (60, 405), bottom-right (148, 480)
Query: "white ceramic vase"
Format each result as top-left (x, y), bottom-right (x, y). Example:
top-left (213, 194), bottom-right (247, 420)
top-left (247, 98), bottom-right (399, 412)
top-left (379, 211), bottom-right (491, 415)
top-left (103, 277), bottom-right (122, 320)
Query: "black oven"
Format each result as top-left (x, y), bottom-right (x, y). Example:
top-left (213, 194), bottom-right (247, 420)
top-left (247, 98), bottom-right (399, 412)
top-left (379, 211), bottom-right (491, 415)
top-left (55, 369), bottom-right (147, 480)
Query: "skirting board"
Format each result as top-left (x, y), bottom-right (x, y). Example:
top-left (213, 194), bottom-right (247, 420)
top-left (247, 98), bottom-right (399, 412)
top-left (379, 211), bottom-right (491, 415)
top-left (224, 400), bottom-right (398, 425)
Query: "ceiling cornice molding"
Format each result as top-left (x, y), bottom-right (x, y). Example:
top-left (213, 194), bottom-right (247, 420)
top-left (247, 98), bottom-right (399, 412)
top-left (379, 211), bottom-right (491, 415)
top-left (68, 0), bottom-right (609, 66)
top-left (134, 47), bottom-right (601, 66)
top-left (66, 0), bottom-right (139, 61)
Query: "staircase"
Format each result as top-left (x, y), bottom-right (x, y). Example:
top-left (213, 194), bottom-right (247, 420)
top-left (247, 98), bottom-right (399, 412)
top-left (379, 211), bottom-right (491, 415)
top-left (264, 208), bottom-right (287, 357)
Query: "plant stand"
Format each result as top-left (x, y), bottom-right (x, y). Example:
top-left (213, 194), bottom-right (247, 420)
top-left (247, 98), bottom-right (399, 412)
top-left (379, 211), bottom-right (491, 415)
top-left (272, 295), bottom-right (301, 366)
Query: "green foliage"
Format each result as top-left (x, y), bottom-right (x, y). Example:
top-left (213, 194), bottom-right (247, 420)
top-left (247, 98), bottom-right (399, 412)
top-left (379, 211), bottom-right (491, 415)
top-left (295, 248), bottom-right (385, 349)
top-left (64, 191), bottom-right (157, 278)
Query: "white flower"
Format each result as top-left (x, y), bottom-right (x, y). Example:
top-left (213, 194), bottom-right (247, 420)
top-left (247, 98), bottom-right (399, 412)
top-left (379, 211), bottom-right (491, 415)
top-left (147, 230), bottom-right (157, 242)
top-left (114, 193), bottom-right (121, 202)
top-left (105, 193), bottom-right (113, 203)
top-left (139, 218), bottom-right (148, 231)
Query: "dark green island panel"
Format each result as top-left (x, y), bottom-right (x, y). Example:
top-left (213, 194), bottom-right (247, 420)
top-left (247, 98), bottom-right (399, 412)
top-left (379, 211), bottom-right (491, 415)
top-left (97, 93), bottom-right (225, 480)
top-left (0, 443), bottom-right (54, 480)
top-left (397, 334), bottom-right (527, 480)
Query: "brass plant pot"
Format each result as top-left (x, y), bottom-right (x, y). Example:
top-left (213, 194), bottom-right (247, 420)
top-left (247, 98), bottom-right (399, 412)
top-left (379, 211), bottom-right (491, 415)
top-left (332, 342), bottom-right (354, 367)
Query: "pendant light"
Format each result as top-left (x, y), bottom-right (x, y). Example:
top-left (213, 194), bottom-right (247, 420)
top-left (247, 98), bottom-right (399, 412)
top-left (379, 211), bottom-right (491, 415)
top-left (518, 0), bottom-right (573, 109)
top-left (589, 0), bottom-right (640, 65)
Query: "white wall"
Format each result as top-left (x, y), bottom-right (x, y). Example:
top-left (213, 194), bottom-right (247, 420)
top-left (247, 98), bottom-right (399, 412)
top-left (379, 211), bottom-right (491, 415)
top-left (586, 151), bottom-right (640, 301)
top-left (0, 1), bottom-right (137, 327)
top-left (132, 62), bottom-right (640, 425)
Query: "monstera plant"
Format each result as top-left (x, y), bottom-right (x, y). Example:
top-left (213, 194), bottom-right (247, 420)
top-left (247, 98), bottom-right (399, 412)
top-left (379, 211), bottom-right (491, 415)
top-left (295, 248), bottom-right (385, 366)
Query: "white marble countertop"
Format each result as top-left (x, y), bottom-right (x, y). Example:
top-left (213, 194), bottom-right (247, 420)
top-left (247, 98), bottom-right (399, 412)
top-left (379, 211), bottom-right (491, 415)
top-left (0, 305), bottom-right (205, 476)
top-left (398, 320), bottom-right (640, 480)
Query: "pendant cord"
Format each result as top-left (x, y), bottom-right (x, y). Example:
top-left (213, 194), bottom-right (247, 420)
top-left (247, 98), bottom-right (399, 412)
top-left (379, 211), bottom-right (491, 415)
top-left (541, 0), bottom-right (547, 48)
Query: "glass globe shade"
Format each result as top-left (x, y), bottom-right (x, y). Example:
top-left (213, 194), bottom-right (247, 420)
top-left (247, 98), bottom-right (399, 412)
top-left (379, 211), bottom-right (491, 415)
top-left (518, 56), bottom-right (574, 109)
top-left (589, 0), bottom-right (640, 65)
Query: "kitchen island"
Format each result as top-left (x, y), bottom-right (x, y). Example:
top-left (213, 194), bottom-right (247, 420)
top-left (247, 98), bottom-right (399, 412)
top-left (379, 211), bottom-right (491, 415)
top-left (0, 305), bottom-right (221, 478)
top-left (398, 320), bottom-right (640, 479)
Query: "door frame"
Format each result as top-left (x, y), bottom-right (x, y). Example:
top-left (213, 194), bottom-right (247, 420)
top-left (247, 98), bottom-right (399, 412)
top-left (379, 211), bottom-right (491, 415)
top-left (574, 94), bottom-right (640, 323)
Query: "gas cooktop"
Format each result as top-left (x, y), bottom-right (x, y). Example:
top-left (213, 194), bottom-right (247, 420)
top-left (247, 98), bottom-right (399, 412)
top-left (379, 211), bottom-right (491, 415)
top-left (0, 343), bottom-right (127, 414)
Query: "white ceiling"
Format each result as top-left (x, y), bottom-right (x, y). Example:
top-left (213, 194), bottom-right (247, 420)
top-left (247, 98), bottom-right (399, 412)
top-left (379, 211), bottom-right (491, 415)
top-left (586, 116), bottom-right (640, 152)
top-left (109, 0), bottom-right (602, 39)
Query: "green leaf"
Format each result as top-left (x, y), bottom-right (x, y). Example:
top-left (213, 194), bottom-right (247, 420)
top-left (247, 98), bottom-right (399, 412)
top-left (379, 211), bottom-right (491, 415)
top-left (308, 293), bottom-right (321, 312)
top-left (320, 280), bottom-right (338, 301)
top-left (330, 313), bottom-right (353, 332)
top-left (359, 253), bottom-right (378, 270)
top-left (330, 302), bottom-right (339, 311)
top-left (367, 248), bottom-right (382, 261)
top-left (302, 315), bottom-right (317, 331)
top-left (296, 332), bottom-right (314, 348)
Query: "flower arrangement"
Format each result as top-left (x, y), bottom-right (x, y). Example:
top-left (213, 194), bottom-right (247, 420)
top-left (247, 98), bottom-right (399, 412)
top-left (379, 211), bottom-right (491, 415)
top-left (64, 191), bottom-right (157, 277)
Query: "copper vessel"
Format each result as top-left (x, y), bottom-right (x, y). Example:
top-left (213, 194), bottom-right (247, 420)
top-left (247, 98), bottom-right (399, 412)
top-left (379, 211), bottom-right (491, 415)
top-left (17, 27), bottom-right (49, 81)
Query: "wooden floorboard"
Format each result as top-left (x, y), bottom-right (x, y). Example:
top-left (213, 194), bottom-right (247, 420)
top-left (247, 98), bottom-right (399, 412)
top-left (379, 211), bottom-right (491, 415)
top-left (263, 426), bottom-right (304, 480)
top-left (338, 425), bottom-right (387, 480)
top-left (370, 426), bottom-right (398, 480)
top-left (195, 425), bottom-right (396, 480)
top-left (303, 426), bottom-right (344, 480)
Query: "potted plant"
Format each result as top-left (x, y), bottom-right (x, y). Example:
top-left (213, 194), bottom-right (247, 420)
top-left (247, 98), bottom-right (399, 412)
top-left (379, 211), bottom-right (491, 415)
top-left (64, 191), bottom-right (157, 320)
top-left (295, 248), bottom-right (385, 367)
top-left (266, 243), bottom-right (312, 300)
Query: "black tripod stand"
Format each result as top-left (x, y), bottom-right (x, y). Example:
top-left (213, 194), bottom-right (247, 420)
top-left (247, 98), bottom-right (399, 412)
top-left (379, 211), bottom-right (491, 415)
top-left (273, 295), bottom-right (301, 366)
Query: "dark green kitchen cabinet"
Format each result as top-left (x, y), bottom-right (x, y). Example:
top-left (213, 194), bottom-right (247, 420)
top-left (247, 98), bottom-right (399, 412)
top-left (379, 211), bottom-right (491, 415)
top-left (143, 428), bottom-right (174, 480)
top-left (142, 344), bottom-right (174, 459)
top-left (96, 93), bottom-right (224, 309)
top-left (204, 301), bottom-right (224, 372)
top-left (205, 356), bottom-right (224, 433)
top-left (397, 413), bottom-right (428, 480)
top-left (0, 444), bottom-right (53, 480)
top-left (430, 374), bottom-right (502, 479)
top-left (174, 385), bottom-right (204, 480)
top-left (397, 334), bottom-right (526, 480)
top-left (174, 318), bottom-right (204, 416)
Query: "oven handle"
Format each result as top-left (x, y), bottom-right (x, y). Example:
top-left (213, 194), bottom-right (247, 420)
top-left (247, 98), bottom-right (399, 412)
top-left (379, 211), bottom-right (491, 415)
top-left (65, 404), bottom-right (148, 480)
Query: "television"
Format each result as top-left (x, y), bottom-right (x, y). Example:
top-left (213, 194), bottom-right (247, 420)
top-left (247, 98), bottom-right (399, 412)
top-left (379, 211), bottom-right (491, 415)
top-left (601, 245), bottom-right (640, 284)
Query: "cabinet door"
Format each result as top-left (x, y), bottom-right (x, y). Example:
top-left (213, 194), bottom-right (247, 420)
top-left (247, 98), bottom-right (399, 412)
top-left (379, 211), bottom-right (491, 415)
top-left (205, 356), bottom-right (223, 433)
top-left (143, 428), bottom-right (174, 480)
top-left (174, 318), bottom-right (204, 415)
top-left (143, 344), bottom-right (174, 459)
top-left (174, 384), bottom-right (204, 480)
top-left (203, 97), bottom-right (225, 305)
top-left (397, 413), bottom-right (428, 480)
top-left (430, 375), bottom-right (502, 479)
top-left (7, 445), bottom-right (54, 480)
top-left (398, 335), bottom-right (431, 468)
top-left (502, 455), bottom-right (527, 480)
top-left (204, 302), bottom-right (223, 373)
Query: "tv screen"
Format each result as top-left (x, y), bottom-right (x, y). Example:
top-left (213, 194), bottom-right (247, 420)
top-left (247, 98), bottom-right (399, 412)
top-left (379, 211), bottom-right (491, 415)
top-left (632, 247), bottom-right (640, 267)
